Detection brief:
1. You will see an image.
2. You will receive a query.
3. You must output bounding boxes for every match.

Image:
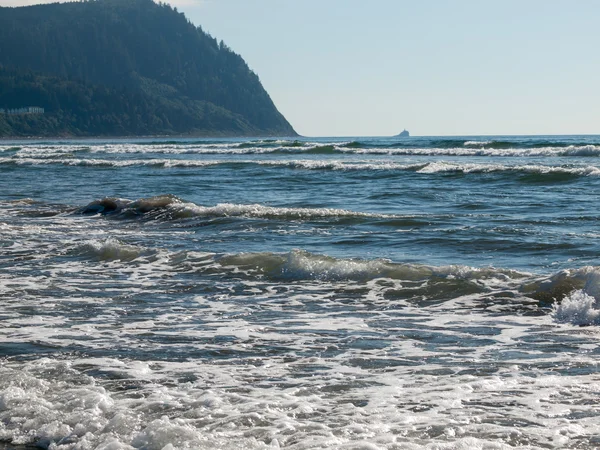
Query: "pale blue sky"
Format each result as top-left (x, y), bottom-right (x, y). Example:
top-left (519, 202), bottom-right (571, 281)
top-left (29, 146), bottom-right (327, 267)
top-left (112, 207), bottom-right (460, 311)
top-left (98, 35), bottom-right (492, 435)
top-left (3, 0), bottom-right (600, 136)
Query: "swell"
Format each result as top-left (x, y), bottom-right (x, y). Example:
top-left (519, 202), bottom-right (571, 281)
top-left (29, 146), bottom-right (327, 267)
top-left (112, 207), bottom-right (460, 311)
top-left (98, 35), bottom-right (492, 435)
top-left (359, 139), bottom-right (600, 150)
top-left (73, 194), bottom-right (409, 223)
top-left (7, 140), bottom-right (600, 156)
top-left (73, 238), bottom-right (148, 261)
top-left (70, 237), bottom-right (600, 322)
top-left (0, 146), bottom-right (22, 152)
top-left (522, 267), bottom-right (600, 325)
top-left (67, 240), bottom-right (600, 314)
top-left (215, 249), bottom-right (527, 283)
top-left (340, 145), bottom-right (600, 157)
top-left (235, 139), bottom-right (306, 149)
top-left (10, 158), bottom-right (598, 183)
top-left (8, 190), bottom-right (600, 322)
top-left (412, 162), bottom-right (600, 181)
top-left (66, 241), bottom-right (530, 300)
top-left (0, 157), bottom-right (224, 168)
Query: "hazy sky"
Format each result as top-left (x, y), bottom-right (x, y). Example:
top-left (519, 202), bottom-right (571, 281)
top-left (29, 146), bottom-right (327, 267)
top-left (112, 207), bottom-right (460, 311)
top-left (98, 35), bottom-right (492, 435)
top-left (2, 0), bottom-right (600, 136)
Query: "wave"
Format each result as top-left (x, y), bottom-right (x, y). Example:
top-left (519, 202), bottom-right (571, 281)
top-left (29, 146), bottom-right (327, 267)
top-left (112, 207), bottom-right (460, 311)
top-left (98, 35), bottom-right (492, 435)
top-left (15, 189), bottom-right (600, 322)
top-left (74, 195), bottom-right (399, 222)
top-left (339, 140), bottom-right (364, 149)
top-left (267, 161), bottom-right (600, 181)
top-left (76, 195), bottom-right (181, 218)
top-left (345, 145), bottom-right (600, 157)
top-left (48, 212), bottom-right (600, 312)
top-left (462, 140), bottom-right (514, 149)
top-left (336, 138), bottom-right (600, 150)
top-left (6, 157), bottom-right (600, 180)
top-left (0, 156), bottom-right (418, 170)
top-left (269, 161), bottom-right (600, 179)
top-left (414, 162), bottom-right (600, 178)
top-left (235, 139), bottom-right (307, 149)
top-left (552, 290), bottom-right (600, 326)
top-left (217, 249), bottom-right (526, 284)
top-left (459, 139), bottom-right (599, 150)
top-left (71, 237), bottom-right (600, 324)
top-left (338, 139), bottom-right (468, 149)
top-left (538, 267), bottom-right (600, 325)
top-left (74, 238), bottom-right (146, 261)
top-left (258, 160), bottom-right (421, 171)
top-left (0, 145), bottom-right (22, 152)
top-left (302, 144), bottom-right (337, 154)
top-left (463, 140), bottom-right (493, 147)
top-left (7, 139), bottom-right (600, 157)
top-left (0, 157), bottom-right (223, 168)
top-left (522, 265), bottom-right (600, 300)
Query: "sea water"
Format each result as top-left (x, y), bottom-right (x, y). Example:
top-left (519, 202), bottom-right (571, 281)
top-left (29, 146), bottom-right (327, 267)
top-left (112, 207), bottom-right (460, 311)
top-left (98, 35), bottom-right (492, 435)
top-left (1, 135), bottom-right (600, 449)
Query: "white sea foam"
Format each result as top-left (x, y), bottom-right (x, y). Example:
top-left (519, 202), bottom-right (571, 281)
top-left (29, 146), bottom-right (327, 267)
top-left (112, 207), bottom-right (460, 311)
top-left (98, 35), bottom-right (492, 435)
top-left (351, 145), bottom-right (600, 157)
top-left (5, 173), bottom-right (600, 449)
top-left (0, 157), bottom-right (419, 171)
top-left (79, 194), bottom-right (404, 221)
top-left (5, 141), bottom-right (600, 158)
top-left (258, 160), bottom-right (420, 171)
top-left (552, 290), bottom-right (600, 325)
top-left (215, 250), bottom-right (529, 293)
top-left (169, 201), bottom-right (395, 220)
top-left (0, 157), bottom-right (223, 168)
top-left (2, 337), bottom-right (599, 450)
top-left (0, 251), bottom-right (598, 450)
top-left (535, 266), bottom-right (600, 325)
top-left (0, 359), bottom-right (277, 449)
top-left (463, 140), bottom-right (494, 147)
top-left (416, 161), bottom-right (600, 176)
top-left (77, 238), bottom-right (145, 261)
top-left (81, 142), bottom-right (600, 158)
top-left (4, 157), bottom-right (600, 179)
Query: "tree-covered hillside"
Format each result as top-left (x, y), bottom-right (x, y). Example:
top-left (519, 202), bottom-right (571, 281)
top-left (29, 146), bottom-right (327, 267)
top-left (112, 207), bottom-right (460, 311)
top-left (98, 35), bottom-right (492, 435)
top-left (0, 0), bottom-right (296, 137)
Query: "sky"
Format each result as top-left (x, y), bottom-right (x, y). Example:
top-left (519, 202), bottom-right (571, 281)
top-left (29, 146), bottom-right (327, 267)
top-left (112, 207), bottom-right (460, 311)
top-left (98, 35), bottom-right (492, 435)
top-left (1, 0), bottom-right (600, 136)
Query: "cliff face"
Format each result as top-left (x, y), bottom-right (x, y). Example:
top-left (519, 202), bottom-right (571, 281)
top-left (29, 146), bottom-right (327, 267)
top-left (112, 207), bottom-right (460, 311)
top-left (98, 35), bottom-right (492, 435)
top-left (0, 0), bottom-right (296, 137)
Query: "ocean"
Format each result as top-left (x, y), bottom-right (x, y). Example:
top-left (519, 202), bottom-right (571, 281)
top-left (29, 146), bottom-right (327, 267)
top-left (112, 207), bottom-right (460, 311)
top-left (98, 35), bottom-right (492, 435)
top-left (1, 135), bottom-right (600, 449)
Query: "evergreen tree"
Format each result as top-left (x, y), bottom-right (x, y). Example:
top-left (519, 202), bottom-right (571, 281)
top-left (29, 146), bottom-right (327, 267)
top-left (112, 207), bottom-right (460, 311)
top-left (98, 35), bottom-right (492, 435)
top-left (0, 0), bottom-right (296, 137)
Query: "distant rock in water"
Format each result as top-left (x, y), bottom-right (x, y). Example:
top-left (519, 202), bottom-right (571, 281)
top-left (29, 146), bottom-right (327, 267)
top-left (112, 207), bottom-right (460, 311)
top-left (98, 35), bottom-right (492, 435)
top-left (0, 0), bottom-right (296, 137)
top-left (396, 129), bottom-right (410, 137)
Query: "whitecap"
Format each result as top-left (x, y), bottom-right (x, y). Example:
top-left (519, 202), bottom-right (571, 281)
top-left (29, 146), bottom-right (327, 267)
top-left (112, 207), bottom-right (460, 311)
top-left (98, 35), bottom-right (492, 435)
top-left (552, 290), bottom-right (600, 325)
top-left (169, 201), bottom-right (392, 220)
top-left (77, 238), bottom-right (144, 261)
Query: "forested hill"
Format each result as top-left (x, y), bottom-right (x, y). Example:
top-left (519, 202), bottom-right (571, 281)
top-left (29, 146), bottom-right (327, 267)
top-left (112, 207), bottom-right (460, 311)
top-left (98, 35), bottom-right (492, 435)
top-left (0, 0), bottom-right (296, 137)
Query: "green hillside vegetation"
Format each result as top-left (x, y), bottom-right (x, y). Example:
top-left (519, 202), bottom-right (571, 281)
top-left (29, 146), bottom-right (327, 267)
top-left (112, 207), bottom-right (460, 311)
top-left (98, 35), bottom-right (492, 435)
top-left (0, 0), bottom-right (296, 137)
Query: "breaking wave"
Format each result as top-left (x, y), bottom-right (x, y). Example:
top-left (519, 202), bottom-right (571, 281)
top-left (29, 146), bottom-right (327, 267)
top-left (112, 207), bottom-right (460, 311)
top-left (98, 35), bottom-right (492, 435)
top-left (74, 238), bottom-right (146, 261)
top-left (552, 290), bottom-right (600, 326)
top-left (213, 253), bottom-right (600, 314)
top-left (413, 162), bottom-right (600, 179)
top-left (347, 145), bottom-right (600, 157)
top-left (74, 195), bottom-right (398, 222)
top-left (522, 266), bottom-right (600, 317)
top-left (5, 158), bottom-right (600, 181)
top-left (0, 157), bottom-right (223, 168)
top-left (5, 138), bottom-right (600, 157)
top-left (217, 248), bottom-right (526, 286)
